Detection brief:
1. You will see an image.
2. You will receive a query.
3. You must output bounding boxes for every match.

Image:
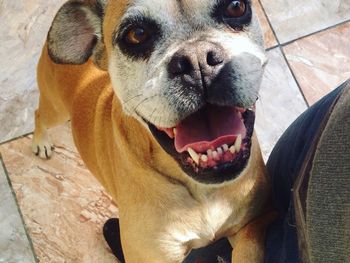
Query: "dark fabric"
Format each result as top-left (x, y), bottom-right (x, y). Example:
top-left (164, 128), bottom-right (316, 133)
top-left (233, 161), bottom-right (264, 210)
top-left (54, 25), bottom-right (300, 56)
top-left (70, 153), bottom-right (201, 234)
top-left (307, 84), bottom-right (350, 263)
top-left (264, 217), bottom-right (300, 263)
top-left (183, 238), bottom-right (232, 263)
top-left (264, 80), bottom-right (349, 263)
top-left (103, 218), bottom-right (126, 263)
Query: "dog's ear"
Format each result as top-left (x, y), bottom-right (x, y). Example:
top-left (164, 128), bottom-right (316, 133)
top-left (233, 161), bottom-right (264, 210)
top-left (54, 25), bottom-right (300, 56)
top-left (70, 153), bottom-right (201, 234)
top-left (47, 0), bottom-right (108, 70)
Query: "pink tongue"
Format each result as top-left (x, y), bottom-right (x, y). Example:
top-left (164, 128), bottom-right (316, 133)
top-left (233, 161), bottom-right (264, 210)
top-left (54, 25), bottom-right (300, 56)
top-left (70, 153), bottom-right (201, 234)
top-left (175, 105), bottom-right (246, 153)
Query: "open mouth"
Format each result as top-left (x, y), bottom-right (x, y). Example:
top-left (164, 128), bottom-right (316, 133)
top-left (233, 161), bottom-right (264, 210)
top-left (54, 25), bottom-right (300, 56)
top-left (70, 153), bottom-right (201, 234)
top-left (148, 104), bottom-right (255, 184)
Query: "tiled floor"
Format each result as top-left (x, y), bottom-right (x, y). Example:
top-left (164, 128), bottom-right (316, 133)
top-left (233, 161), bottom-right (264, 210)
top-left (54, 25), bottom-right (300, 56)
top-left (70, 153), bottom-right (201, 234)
top-left (0, 1), bottom-right (349, 262)
top-left (284, 21), bottom-right (350, 105)
top-left (0, 160), bottom-right (36, 263)
top-left (0, 0), bottom-right (66, 144)
top-left (0, 125), bottom-right (118, 262)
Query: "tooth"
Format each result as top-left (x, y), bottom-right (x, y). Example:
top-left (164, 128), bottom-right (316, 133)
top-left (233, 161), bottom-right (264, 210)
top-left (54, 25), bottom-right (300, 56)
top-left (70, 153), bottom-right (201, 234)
top-left (217, 147), bottom-right (223, 155)
top-left (201, 154), bottom-right (208, 162)
top-left (188, 148), bottom-right (199, 165)
top-left (207, 149), bottom-right (213, 158)
top-left (222, 144), bottom-right (229, 152)
top-left (212, 151), bottom-right (218, 159)
top-left (173, 128), bottom-right (177, 136)
top-left (235, 134), bottom-right (242, 152)
top-left (229, 145), bottom-right (236, 154)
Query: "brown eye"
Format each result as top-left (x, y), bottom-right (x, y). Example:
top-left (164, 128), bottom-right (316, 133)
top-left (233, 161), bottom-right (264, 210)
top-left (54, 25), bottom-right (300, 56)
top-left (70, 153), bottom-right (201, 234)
top-left (225, 0), bottom-right (246, 18)
top-left (126, 27), bottom-right (149, 45)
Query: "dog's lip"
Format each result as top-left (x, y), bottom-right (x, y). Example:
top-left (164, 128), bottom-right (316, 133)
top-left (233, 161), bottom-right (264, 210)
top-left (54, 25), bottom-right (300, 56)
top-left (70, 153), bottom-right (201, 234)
top-left (147, 105), bottom-right (256, 184)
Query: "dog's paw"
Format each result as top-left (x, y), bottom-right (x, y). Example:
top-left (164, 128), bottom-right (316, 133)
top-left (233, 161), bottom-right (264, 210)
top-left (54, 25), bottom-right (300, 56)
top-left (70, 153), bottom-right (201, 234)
top-left (31, 137), bottom-right (54, 159)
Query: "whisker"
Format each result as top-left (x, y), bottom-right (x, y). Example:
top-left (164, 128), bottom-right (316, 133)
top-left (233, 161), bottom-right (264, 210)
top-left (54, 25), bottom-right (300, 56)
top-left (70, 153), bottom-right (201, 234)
top-left (132, 94), bottom-right (159, 114)
top-left (122, 93), bottom-right (143, 108)
top-left (148, 108), bottom-right (157, 123)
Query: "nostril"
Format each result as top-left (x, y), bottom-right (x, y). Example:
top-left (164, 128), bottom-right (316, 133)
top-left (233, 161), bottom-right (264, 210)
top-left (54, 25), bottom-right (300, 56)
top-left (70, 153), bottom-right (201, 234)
top-left (168, 56), bottom-right (193, 75)
top-left (207, 50), bottom-right (224, 66)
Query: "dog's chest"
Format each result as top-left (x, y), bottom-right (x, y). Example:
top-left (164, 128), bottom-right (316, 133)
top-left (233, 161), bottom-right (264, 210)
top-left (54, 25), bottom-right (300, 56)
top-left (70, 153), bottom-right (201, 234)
top-left (161, 196), bottom-right (246, 259)
top-left (198, 198), bottom-right (235, 239)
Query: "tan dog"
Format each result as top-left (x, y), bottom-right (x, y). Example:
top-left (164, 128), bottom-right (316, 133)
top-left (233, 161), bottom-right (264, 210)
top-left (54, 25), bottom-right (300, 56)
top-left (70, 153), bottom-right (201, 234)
top-left (33, 0), bottom-right (275, 262)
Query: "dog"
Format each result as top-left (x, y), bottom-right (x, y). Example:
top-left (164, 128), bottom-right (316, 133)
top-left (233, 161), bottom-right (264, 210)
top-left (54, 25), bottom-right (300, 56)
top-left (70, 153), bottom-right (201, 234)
top-left (32, 0), bottom-right (276, 262)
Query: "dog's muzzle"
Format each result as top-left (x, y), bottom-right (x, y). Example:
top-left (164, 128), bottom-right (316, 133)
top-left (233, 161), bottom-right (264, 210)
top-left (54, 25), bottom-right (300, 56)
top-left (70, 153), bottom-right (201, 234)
top-left (147, 42), bottom-right (257, 184)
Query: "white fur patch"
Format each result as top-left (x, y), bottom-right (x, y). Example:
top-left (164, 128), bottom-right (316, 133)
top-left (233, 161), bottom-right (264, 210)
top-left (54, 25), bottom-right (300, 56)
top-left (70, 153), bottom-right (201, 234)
top-left (156, 196), bottom-right (236, 260)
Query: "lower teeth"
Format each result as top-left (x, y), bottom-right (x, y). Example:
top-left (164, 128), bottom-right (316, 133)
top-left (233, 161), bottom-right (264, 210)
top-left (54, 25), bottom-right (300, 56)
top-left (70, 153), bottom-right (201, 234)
top-left (188, 143), bottom-right (242, 167)
top-left (187, 148), bottom-right (200, 164)
top-left (186, 134), bottom-right (244, 167)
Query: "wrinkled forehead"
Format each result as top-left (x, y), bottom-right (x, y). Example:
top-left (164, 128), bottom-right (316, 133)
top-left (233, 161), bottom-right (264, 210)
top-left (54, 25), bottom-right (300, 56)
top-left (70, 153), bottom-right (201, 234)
top-left (122, 0), bottom-right (219, 23)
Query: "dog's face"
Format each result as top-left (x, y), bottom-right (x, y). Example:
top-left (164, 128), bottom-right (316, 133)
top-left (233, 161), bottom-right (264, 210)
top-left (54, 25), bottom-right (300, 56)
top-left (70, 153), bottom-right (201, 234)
top-left (48, 0), bottom-right (267, 184)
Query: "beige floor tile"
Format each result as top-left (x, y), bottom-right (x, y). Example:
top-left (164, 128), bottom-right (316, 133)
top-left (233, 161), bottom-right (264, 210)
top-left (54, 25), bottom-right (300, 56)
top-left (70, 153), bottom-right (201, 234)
top-left (256, 48), bottom-right (308, 160)
top-left (253, 0), bottom-right (278, 49)
top-left (0, 0), bottom-right (66, 144)
top-left (0, 160), bottom-right (36, 263)
top-left (284, 22), bottom-right (350, 105)
top-left (261, 0), bottom-right (350, 43)
top-left (0, 124), bottom-right (118, 263)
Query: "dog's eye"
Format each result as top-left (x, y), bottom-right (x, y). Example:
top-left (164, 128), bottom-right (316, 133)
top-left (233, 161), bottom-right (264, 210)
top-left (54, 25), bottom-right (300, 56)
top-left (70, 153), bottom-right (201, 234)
top-left (225, 0), bottom-right (246, 18)
top-left (126, 27), bottom-right (149, 45)
top-left (115, 17), bottom-right (161, 60)
top-left (212, 0), bottom-right (252, 29)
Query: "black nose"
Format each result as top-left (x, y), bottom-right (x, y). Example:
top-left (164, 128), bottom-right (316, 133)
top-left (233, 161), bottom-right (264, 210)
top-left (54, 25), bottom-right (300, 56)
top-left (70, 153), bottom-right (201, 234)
top-left (168, 42), bottom-right (225, 88)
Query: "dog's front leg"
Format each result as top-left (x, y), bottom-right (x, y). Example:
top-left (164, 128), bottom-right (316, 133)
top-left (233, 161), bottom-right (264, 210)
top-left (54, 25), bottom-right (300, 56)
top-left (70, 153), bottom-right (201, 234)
top-left (229, 211), bottom-right (277, 263)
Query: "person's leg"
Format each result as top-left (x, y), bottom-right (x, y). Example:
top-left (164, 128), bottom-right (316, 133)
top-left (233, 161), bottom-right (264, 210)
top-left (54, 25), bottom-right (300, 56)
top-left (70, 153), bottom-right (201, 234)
top-left (305, 82), bottom-right (350, 263)
top-left (264, 79), bottom-right (350, 263)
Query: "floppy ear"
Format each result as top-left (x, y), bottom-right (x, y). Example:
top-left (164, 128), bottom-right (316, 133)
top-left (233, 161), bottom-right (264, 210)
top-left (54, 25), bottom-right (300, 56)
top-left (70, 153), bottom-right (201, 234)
top-left (47, 0), bottom-right (108, 70)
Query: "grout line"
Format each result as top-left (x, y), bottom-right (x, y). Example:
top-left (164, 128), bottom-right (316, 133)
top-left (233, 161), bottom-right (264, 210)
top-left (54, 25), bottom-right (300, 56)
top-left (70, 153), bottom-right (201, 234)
top-left (258, 0), bottom-right (312, 108)
top-left (0, 132), bottom-right (33, 146)
top-left (265, 45), bottom-right (279, 52)
top-left (279, 46), bottom-right (310, 108)
top-left (258, 0), bottom-right (350, 46)
top-left (0, 156), bottom-right (39, 263)
top-left (258, 0), bottom-right (281, 46)
top-left (280, 18), bottom-right (350, 47)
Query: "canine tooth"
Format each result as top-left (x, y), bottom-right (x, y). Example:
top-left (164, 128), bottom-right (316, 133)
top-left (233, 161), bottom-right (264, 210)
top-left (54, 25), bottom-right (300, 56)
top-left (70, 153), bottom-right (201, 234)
top-left (201, 154), bottom-right (208, 162)
top-left (222, 144), bottom-right (229, 152)
top-left (229, 145), bottom-right (236, 154)
top-left (235, 134), bottom-right (242, 152)
top-left (173, 128), bottom-right (177, 135)
top-left (217, 147), bottom-right (223, 155)
top-left (188, 148), bottom-right (199, 165)
top-left (207, 149), bottom-right (213, 158)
